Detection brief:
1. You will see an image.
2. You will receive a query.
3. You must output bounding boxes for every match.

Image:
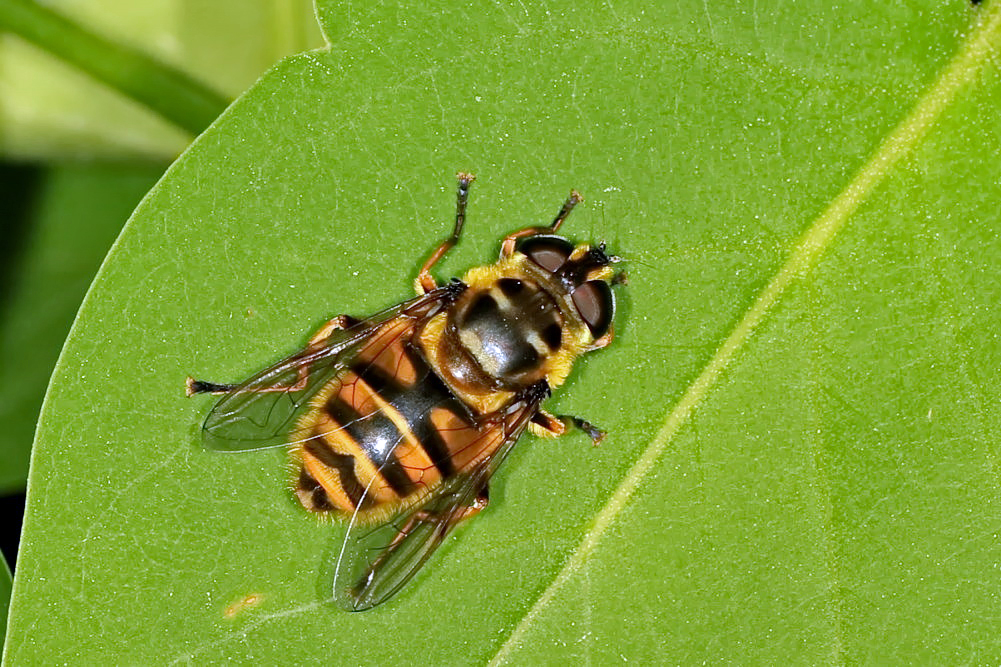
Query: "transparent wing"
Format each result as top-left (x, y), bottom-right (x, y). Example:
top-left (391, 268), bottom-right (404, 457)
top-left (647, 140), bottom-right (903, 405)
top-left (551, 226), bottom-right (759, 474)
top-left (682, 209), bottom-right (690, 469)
top-left (200, 289), bottom-right (454, 452)
top-left (332, 387), bottom-right (547, 611)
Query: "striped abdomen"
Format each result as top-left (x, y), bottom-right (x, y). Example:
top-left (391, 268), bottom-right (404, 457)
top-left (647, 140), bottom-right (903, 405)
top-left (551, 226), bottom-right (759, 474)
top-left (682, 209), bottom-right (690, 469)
top-left (292, 316), bottom-right (505, 522)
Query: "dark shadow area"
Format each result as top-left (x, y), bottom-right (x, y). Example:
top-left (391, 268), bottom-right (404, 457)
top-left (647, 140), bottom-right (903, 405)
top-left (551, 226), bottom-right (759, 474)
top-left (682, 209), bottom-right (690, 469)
top-left (0, 163), bottom-right (43, 573)
top-left (0, 491), bottom-right (26, 571)
top-left (0, 160), bottom-right (167, 575)
top-left (0, 163), bottom-right (44, 317)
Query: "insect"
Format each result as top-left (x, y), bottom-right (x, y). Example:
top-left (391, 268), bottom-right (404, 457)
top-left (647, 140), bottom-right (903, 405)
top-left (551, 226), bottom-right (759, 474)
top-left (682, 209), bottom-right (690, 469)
top-left (187, 173), bottom-right (621, 610)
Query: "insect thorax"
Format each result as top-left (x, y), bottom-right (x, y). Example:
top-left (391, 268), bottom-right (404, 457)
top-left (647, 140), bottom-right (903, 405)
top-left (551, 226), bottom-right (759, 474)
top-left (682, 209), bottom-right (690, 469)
top-left (417, 254), bottom-right (595, 414)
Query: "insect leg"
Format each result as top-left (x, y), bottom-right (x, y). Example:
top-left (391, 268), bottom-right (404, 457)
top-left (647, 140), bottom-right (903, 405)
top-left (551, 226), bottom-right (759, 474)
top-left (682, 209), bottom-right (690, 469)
top-left (499, 189), bottom-right (583, 257)
top-left (558, 415), bottom-right (606, 445)
top-left (530, 410), bottom-right (605, 445)
top-left (416, 172), bottom-right (475, 295)
top-left (184, 314), bottom-right (360, 396)
top-left (385, 484), bottom-right (489, 552)
top-left (348, 484), bottom-right (489, 602)
top-left (310, 314), bottom-right (361, 345)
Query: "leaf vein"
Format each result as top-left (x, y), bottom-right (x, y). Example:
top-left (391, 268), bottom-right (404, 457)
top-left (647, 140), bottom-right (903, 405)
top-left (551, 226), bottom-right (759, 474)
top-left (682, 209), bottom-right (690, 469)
top-left (488, 6), bottom-right (1001, 664)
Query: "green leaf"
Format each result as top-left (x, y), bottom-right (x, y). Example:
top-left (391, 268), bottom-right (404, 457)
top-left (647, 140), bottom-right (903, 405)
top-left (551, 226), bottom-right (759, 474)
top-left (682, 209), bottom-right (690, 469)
top-left (0, 554), bottom-right (9, 648)
top-left (0, 163), bottom-right (165, 493)
top-left (6, 1), bottom-right (1000, 663)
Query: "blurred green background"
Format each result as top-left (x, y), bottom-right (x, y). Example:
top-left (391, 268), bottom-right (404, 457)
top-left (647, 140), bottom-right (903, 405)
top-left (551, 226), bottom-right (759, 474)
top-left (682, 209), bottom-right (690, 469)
top-left (0, 0), bottom-right (323, 570)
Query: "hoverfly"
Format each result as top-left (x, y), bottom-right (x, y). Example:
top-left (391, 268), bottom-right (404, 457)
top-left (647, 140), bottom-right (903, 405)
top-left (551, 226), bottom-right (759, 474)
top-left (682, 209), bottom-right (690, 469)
top-left (187, 174), bottom-right (621, 610)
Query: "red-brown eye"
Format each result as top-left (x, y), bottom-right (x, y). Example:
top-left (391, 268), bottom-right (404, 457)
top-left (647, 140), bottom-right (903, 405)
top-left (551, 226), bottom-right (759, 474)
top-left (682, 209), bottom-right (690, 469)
top-left (517, 236), bottom-right (575, 272)
top-left (571, 280), bottom-right (614, 338)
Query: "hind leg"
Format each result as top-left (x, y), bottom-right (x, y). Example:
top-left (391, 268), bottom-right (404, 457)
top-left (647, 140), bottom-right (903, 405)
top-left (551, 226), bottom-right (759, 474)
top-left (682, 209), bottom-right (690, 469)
top-left (185, 314), bottom-right (361, 395)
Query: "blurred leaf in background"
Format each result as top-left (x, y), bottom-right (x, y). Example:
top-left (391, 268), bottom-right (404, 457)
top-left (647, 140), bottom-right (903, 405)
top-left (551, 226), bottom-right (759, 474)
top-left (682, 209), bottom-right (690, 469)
top-left (0, 164), bottom-right (164, 494)
top-left (0, 556), bottom-right (9, 645)
top-left (4, 0), bottom-right (1001, 663)
top-left (0, 0), bottom-right (322, 160)
top-left (0, 0), bottom-right (323, 569)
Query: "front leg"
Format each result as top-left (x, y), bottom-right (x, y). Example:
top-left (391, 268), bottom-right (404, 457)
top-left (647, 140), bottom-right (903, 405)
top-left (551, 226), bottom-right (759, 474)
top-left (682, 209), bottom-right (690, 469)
top-left (499, 189), bottom-right (583, 258)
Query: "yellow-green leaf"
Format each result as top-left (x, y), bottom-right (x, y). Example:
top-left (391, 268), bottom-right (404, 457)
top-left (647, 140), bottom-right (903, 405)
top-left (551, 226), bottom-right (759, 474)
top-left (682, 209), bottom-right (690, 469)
top-left (5, 1), bottom-right (999, 663)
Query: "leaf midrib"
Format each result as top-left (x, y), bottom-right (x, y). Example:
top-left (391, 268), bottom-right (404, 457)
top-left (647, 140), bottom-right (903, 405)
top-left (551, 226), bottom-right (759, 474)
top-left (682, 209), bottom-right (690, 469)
top-left (488, 6), bottom-right (1001, 664)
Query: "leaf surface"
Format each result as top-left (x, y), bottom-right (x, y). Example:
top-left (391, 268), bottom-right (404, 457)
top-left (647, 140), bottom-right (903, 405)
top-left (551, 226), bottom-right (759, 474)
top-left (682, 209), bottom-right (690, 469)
top-left (5, 1), bottom-right (1000, 663)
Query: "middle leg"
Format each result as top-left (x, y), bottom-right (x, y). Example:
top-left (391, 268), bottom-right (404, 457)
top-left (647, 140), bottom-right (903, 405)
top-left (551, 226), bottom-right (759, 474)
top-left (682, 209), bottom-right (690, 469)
top-left (530, 409), bottom-right (606, 445)
top-left (185, 314), bottom-right (360, 396)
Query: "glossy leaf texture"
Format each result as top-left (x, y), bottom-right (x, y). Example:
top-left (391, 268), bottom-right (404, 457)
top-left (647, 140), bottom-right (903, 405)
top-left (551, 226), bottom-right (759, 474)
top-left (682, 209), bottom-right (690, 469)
top-left (5, 1), bottom-right (1000, 663)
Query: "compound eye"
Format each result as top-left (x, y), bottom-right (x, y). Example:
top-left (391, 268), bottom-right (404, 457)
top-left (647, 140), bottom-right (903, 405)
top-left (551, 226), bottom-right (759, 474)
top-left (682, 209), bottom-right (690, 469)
top-left (571, 280), bottom-right (614, 339)
top-left (517, 236), bottom-right (575, 272)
